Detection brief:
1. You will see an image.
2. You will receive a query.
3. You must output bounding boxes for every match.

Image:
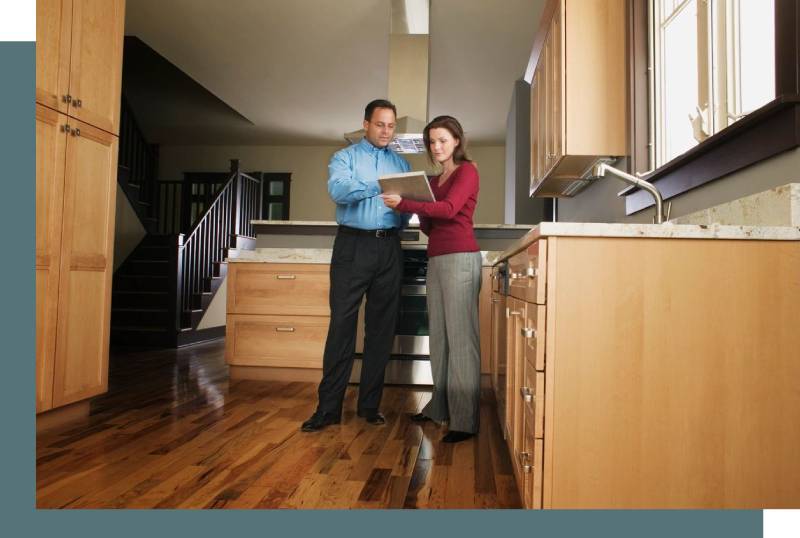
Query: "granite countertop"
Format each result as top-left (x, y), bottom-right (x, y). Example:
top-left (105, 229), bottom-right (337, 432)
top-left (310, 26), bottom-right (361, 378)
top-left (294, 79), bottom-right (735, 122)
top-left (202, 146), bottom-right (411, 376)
top-left (228, 248), bottom-right (502, 266)
top-left (250, 219), bottom-right (533, 230)
top-left (491, 222), bottom-right (800, 264)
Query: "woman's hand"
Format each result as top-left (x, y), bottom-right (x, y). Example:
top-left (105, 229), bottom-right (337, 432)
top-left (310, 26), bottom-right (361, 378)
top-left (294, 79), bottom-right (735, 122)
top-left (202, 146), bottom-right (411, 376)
top-left (380, 194), bottom-right (402, 209)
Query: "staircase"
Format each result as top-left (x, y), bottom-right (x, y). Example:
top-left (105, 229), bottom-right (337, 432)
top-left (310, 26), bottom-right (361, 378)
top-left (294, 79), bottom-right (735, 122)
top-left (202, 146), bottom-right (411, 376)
top-left (111, 97), bottom-right (261, 348)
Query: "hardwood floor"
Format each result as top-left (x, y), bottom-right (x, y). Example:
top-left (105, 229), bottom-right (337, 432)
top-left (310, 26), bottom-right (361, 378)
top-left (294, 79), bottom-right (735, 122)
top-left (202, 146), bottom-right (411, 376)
top-left (36, 340), bottom-right (521, 509)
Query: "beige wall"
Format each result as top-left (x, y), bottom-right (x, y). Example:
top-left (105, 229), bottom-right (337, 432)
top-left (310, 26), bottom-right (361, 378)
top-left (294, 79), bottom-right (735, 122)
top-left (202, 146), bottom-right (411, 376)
top-left (556, 148), bottom-right (800, 223)
top-left (158, 144), bottom-right (506, 224)
top-left (114, 184), bottom-right (147, 270)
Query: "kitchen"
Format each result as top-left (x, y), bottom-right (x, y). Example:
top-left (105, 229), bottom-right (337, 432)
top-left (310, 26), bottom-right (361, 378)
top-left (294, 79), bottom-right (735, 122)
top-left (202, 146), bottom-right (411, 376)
top-left (33, 0), bottom-right (799, 514)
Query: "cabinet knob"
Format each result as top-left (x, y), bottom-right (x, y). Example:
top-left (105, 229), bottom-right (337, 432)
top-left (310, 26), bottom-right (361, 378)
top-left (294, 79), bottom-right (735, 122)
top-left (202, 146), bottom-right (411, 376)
top-left (74, 98), bottom-right (82, 108)
top-left (521, 327), bottom-right (535, 339)
top-left (520, 386), bottom-right (534, 403)
top-left (62, 94), bottom-right (71, 103)
top-left (518, 451), bottom-right (533, 474)
top-left (71, 128), bottom-right (80, 137)
top-left (60, 124), bottom-right (70, 133)
top-left (526, 266), bottom-right (537, 278)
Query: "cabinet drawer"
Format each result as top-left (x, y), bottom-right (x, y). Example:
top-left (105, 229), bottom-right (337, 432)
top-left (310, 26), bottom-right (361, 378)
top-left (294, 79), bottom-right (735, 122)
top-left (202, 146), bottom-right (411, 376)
top-left (522, 303), bottom-right (546, 371)
top-left (507, 251), bottom-right (529, 301)
top-left (524, 239), bottom-right (547, 304)
top-left (227, 263), bottom-right (330, 316)
top-left (225, 314), bottom-right (329, 368)
top-left (521, 419), bottom-right (544, 509)
top-left (508, 239), bottom-right (547, 304)
top-left (521, 361), bottom-right (545, 439)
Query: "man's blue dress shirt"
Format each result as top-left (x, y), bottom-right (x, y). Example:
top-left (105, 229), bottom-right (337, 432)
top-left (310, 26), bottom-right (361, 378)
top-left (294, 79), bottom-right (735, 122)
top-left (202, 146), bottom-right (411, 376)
top-left (328, 137), bottom-right (411, 230)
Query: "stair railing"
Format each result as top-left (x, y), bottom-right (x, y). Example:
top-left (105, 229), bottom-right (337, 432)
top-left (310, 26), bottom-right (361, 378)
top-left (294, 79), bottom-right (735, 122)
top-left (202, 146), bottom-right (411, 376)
top-left (175, 160), bottom-right (262, 326)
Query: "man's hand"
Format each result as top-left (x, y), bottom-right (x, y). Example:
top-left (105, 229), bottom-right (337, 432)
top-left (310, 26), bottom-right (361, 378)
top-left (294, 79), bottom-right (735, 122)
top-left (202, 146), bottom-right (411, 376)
top-left (380, 194), bottom-right (402, 209)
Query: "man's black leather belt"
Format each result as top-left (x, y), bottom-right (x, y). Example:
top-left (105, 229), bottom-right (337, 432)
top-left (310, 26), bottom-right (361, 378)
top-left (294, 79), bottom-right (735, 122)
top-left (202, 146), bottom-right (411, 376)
top-left (338, 225), bottom-right (398, 238)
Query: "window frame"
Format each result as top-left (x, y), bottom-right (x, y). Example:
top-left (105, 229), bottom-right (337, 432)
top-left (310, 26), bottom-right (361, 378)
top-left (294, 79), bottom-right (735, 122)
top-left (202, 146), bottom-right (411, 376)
top-left (623, 0), bottom-right (800, 215)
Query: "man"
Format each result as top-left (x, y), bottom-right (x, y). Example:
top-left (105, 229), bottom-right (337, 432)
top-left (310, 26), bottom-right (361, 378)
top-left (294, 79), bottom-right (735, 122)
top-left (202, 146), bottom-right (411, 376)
top-left (301, 99), bottom-right (411, 432)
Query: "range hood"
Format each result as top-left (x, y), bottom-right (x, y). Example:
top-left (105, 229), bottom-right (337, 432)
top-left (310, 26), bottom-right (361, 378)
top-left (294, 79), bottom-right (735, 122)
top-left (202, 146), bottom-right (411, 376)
top-left (343, 0), bottom-right (429, 154)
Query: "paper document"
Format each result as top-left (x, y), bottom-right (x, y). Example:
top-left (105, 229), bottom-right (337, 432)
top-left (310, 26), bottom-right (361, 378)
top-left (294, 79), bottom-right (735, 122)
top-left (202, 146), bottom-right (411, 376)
top-left (378, 171), bottom-right (435, 202)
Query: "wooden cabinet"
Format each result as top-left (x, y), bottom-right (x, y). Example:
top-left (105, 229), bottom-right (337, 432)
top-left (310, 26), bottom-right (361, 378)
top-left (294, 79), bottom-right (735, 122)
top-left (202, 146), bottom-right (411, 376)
top-left (226, 263), bottom-right (331, 373)
top-left (52, 119), bottom-right (118, 407)
top-left (36, 106), bottom-right (67, 412)
top-left (478, 266), bottom-right (492, 375)
top-left (491, 234), bottom-right (800, 508)
top-left (36, 0), bottom-right (124, 417)
top-left (36, 0), bottom-right (72, 113)
top-left (36, 0), bottom-right (125, 134)
top-left (529, 0), bottom-right (626, 197)
top-left (36, 105), bottom-right (118, 411)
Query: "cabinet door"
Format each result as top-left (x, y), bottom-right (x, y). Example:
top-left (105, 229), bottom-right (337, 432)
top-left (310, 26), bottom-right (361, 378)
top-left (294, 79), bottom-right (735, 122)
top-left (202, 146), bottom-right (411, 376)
top-left (67, 0), bottom-right (125, 134)
top-left (478, 267), bottom-right (493, 375)
top-left (550, 3), bottom-right (563, 165)
top-left (36, 0), bottom-right (72, 112)
top-left (530, 73), bottom-right (540, 191)
top-left (537, 62), bottom-right (547, 180)
top-left (492, 292), bottom-right (507, 432)
top-left (36, 105), bottom-right (68, 412)
top-left (52, 119), bottom-right (117, 407)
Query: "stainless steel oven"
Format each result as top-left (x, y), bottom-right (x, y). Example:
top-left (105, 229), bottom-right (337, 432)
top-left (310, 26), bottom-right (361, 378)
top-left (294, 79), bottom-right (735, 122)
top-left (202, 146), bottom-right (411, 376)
top-left (352, 230), bottom-right (433, 385)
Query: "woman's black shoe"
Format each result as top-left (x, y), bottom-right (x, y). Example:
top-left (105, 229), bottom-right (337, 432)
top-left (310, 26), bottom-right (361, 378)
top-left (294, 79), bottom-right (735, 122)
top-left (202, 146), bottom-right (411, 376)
top-left (410, 413), bottom-right (432, 423)
top-left (441, 431), bottom-right (474, 443)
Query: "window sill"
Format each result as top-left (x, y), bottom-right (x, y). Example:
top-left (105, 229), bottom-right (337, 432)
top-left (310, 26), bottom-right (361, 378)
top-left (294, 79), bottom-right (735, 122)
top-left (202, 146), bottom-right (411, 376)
top-left (620, 94), bottom-right (800, 215)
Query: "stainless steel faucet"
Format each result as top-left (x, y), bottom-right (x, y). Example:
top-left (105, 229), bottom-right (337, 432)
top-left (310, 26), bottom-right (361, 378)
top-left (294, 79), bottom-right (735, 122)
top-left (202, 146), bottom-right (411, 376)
top-left (590, 161), bottom-right (668, 224)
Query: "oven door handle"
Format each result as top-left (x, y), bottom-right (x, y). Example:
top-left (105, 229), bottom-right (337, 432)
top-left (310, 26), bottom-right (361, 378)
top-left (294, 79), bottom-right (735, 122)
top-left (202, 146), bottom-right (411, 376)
top-left (401, 285), bottom-right (427, 296)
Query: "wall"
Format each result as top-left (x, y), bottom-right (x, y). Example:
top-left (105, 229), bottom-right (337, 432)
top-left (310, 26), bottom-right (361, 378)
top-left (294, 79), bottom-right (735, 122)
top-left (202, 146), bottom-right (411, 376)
top-left (158, 143), bottom-right (506, 224)
top-left (505, 79), bottom-right (550, 225)
top-left (113, 184), bottom-right (147, 270)
top-left (556, 147), bottom-right (800, 223)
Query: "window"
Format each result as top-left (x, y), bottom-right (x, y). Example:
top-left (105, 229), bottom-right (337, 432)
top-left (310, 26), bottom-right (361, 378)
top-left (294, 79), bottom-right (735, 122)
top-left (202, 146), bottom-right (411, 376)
top-left (650, 0), bottom-right (775, 167)
top-left (258, 173), bottom-right (292, 221)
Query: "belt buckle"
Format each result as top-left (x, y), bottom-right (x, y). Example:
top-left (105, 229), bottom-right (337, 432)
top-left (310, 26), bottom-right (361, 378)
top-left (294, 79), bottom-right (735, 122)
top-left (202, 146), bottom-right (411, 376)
top-left (375, 229), bottom-right (387, 238)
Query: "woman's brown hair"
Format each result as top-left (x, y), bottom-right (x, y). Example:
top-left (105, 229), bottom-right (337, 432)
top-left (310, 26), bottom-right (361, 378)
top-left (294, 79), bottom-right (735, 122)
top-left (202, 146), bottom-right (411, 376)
top-left (423, 115), bottom-right (472, 166)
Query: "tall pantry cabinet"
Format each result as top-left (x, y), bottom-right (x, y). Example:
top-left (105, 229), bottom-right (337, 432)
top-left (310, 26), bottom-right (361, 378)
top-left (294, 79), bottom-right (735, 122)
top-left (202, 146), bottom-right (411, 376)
top-left (36, 0), bottom-right (125, 416)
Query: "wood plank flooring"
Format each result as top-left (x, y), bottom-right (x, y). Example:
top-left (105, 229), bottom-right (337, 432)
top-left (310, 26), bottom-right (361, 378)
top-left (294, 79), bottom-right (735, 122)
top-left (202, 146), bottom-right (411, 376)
top-left (36, 340), bottom-right (521, 509)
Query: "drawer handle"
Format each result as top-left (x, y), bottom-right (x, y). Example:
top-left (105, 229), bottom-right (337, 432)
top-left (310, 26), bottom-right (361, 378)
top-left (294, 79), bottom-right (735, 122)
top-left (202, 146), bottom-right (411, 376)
top-left (526, 267), bottom-right (537, 278)
top-left (509, 272), bottom-right (524, 280)
top-left (491, 298), bottom-right (500, 303)
top-left (517, 451), bottom-right (533, 474)
top-left (521, 327), bottom-right (535, 338)
top-left (275, 327), bottom-right (295, 332)
top-left (520, 386), bottom-right (534, 403)
top-left (276, 275), bottom-right (296, 280)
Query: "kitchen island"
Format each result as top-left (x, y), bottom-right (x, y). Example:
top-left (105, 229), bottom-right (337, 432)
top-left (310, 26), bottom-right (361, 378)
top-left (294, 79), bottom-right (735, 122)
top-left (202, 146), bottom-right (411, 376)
top-left (224, 220), bottom-right (531, 384)
top-left (486, 222), bottom-right (800, 509)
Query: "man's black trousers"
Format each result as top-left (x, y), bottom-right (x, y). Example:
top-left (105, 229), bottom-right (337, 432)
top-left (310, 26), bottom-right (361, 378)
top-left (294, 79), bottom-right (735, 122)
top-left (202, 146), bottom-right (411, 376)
top-left (316, 228), bottom-right (403, 416)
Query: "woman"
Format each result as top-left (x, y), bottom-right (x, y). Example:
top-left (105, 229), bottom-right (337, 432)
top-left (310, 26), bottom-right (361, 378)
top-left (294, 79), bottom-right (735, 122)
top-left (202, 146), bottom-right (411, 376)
top-left (381, 115), bottom-right (481, 444)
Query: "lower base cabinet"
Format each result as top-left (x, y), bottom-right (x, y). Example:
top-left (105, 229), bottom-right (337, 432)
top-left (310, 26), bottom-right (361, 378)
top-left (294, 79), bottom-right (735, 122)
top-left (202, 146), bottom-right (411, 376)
top-left (492, 235), bottom-right (800, 508)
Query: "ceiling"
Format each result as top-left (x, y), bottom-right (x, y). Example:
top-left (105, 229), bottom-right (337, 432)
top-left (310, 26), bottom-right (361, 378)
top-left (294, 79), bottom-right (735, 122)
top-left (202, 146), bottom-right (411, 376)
top-left (124, 0), bottom-right (545, 146)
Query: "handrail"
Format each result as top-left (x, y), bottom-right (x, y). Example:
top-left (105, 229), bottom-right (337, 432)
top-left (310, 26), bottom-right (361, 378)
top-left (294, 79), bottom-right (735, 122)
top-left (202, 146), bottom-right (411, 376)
top-left (174, 161), bottom-right (262, 324)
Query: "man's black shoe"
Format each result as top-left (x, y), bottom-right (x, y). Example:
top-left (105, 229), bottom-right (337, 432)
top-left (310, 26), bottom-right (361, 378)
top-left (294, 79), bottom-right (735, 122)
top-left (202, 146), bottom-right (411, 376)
top-left (301, 411), bottom-right (341, 432)
top-left (357, 410), bottom-right (386, 425)
top-left (409, 413), bottom-right (432, 423)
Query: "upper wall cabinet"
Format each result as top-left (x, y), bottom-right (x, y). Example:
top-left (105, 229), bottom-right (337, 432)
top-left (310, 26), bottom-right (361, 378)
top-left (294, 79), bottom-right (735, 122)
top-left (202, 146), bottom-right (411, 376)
top-left (529, 0), bottom-right (626, 197)
top-left (36, 0), bottom-right (125, 135)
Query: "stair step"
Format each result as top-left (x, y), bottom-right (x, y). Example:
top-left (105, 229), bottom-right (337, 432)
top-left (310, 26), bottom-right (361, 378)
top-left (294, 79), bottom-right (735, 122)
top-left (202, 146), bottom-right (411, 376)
top-left (112, 290), bottom-right (169, 308)
top-left (114, 274), bottom-right (169, 292)
top-left (119, 259), bottom-right (170, 276)
top-left (112, 307), bottom-right (171, 326)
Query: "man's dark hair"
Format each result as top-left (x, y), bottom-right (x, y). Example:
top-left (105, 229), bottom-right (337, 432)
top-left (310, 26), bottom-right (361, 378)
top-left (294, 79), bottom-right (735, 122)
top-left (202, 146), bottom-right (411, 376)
top-left (364, 99), bottom-right (397, 121)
